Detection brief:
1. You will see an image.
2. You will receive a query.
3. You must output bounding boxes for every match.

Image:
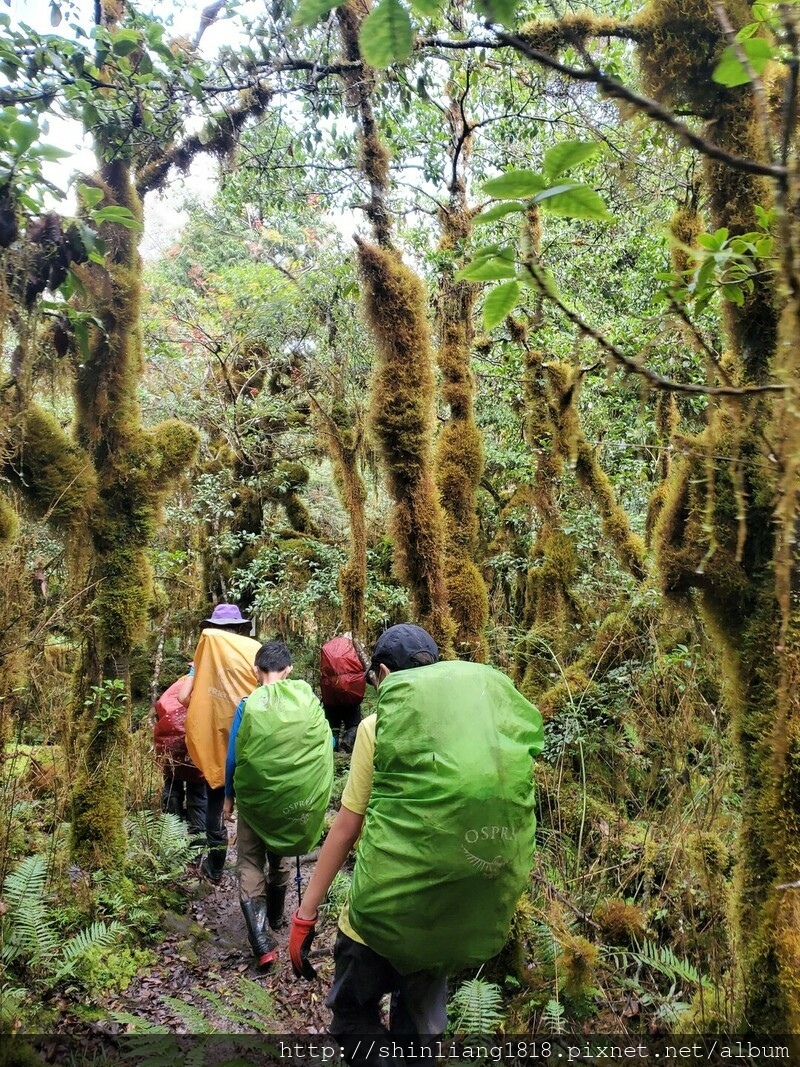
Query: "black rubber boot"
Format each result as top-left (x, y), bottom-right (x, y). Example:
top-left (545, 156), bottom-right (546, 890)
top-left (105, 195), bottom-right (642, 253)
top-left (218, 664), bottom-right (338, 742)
top-left (240, 897), bottom-right (277, 968)
top-left (266, 883), bottom-right (287, 930)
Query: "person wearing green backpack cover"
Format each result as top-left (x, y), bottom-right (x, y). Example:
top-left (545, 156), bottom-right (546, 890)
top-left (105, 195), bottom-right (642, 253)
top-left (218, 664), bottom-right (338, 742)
top-left (224, 640), bottom-right (334, 969)
top-left (289, 623), bottom-right (544, 1066)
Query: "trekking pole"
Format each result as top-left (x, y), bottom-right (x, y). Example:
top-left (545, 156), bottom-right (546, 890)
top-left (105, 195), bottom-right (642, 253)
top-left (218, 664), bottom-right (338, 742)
top-left (295, 855), bottom-right (302, 907)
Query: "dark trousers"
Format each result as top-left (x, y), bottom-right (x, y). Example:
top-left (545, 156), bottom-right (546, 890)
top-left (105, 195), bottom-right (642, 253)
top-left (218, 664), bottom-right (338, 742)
top-left (204, 784), bottom-right (228, 878)
top-left (325, 704), bottom-right (362, 752)
top-left (326, 931), bottom-right (447, 1067)
top-left (162, 774), bottom-right (207, 843)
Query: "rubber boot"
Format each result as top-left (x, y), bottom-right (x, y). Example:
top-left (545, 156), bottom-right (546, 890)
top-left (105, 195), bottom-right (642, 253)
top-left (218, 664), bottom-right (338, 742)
top-left (240, 897), bottom-right (278, 968)
top-left (266, 883), bottom-right (287, 930)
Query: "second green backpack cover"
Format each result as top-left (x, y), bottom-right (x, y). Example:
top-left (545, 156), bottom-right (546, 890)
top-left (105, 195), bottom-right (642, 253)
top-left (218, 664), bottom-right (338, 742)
top-left (234, 679), bottom-right (334, 856)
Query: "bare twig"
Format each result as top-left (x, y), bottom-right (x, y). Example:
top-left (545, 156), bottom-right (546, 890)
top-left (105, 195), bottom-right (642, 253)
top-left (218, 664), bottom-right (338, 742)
top-left (523, 262), bottom-right (787, 397)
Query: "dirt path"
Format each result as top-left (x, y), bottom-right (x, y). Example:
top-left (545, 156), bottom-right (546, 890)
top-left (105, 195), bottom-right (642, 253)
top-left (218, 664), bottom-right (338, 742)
top-left (109, 826), bottom-right (338, 1034)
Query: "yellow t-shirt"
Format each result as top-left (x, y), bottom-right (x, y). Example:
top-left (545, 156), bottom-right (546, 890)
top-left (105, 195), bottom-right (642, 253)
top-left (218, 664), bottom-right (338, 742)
top-left (337, 713), bottom-right (376, 943)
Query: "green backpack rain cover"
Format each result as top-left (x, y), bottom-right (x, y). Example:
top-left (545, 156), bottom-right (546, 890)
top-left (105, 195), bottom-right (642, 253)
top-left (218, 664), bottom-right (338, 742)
top-left (348, 660), bottom-right (544, 976)
top-left (234, 679), bottom-right (334, 856)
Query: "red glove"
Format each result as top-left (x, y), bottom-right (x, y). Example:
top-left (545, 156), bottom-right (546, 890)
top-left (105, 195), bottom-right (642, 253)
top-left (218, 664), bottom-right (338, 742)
top-left (289, 909), bottom-right (318, 979)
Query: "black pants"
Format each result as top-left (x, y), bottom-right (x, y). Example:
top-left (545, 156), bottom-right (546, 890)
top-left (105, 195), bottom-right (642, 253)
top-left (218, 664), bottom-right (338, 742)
top-left (326, 931), bottom-right (447, 1067)
top-left (325, 704), bottom-right (362, 752)
top-left (204, 784), bottom-right (228, 878)
top-left (162, 775), bottom-right (207, 843)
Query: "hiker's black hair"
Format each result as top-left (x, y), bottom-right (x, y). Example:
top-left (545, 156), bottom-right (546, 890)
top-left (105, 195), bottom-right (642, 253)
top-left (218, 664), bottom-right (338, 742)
top-left (255, 640), bottom-right (292, 673)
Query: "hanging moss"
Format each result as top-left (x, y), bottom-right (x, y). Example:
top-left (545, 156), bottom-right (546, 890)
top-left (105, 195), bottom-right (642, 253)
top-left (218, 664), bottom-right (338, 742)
top-left (634, 0), bottom-right (752, 112)
top-left (669, 203), bottom-right (703, 278)
top-left (0, 494), bottom-right (19, 549)
top-left (358, 237), bottom-right (454, 650)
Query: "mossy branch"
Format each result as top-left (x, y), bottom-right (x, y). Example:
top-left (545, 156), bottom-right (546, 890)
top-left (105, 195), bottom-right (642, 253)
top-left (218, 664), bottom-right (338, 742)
top-left (136, 82), bottom-right (274, 196)
top-left (489, 25), bottom-right (787, 185)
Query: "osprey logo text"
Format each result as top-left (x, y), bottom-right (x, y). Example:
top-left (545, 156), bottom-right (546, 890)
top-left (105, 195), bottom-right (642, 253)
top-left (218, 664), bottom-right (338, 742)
top-left (464, 826), bottom-right (515, 843)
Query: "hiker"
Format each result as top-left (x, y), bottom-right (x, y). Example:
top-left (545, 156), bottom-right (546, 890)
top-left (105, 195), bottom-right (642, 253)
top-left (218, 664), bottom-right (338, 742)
top-left (223, 640), bottom-right (334, 968)
top-left (153, 669), bottom-right (206, 841)
top-left (319, 633), bottom-right (367, 752)
top-left (289, 623), bottom-right (544, 1066)
top-left (179, 603), bottom-right (261, 885)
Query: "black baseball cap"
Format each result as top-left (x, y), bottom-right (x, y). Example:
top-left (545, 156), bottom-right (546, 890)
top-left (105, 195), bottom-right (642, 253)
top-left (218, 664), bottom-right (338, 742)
top-left (366, 623), bottom-right (439, 678)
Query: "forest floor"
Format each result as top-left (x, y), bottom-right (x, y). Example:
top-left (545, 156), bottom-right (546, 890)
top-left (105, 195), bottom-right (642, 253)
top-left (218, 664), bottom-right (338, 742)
top-left (52, 828), bottom-right (339, 1038)
top-left (117, 834), bottom-right (336, 1034)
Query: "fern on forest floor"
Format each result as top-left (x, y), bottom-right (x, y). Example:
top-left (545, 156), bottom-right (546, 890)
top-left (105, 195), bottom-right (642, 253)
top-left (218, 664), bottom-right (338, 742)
top-left (109, 976), bottom-right (277, 1036)
top-left (448, 977), bottom-right (505, 1036)
top-left (1, 854), bottom-right (125, 987)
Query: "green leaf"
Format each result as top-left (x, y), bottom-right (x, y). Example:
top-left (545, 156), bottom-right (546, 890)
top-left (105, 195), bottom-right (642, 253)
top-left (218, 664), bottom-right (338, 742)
top-left (358, 0), bottom-right (413, 68)
top-left (712, 37), bottom-right (774, 87)
top-left (696, 228), bottom-right (728, 250)
top-left (473, 201), bottom-right (526, 225)
top-left (534, 182), bottom-right (612, 221)
top-left (9, 119), bottom-right (38, 154)
top-left (483, 280), bottom-right (520, 329)
top-left (542, 140), bottom-right (601, 180)
top-left (78, 183), bottom-right (105, 208)
top-left (482, 170), bottom-right (546, 199)
top-left (457, 255), bottom-right (517, 282)
top-left (34, 144), bottom-right (72, 162)
top-left (293, 0), bottom-right (341, 26)
top-left (92, 206), bottom-right (142, 230)
top-left (111, 30), bottom-right (141, 57)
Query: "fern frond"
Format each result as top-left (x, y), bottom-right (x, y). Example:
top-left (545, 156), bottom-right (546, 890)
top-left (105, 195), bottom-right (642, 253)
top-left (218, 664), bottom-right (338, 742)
top-left (125, 811), bottom-right (195, 882)
top-left (601, 941), bottom-right (711, 990)
top-left (2, 855), bottom-right (48, 908)
top-left (449, 977), bottom-right (505, 1035)
top-left (0, 983), bottom-right (27, 1029)
top-left (540, 999), bottom-right (566, 1035)
top-left (159, 994), bottom-right (217, 1033)
top-left (55, 920), bottom-right (126, 979)
top-left (107, 1011), bottom-right (172, 1035)
top-left (530, 922), bottom-right (558, 965)
top-left (2, 855), bottom-right (57, 964)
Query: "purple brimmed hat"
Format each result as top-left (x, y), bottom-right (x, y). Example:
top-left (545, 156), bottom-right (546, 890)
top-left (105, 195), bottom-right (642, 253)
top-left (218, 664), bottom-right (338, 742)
top-left (204, 603), bottom-right (250, 626)
top-left (366, 623), bottom-right (439, 679)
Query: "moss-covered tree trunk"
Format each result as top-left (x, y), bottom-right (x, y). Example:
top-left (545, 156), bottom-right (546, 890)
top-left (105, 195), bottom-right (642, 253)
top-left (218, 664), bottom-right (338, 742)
top-left (337, 1), bottom-right (455, 650)
top-left (433, 90), bottom-right (489, 662)
top-left (311, 399), bottom-right (368, 639)
top-left (635, 0), bottom-right (791, 1031)
top-left (68, 160), bottom-right (199, 869)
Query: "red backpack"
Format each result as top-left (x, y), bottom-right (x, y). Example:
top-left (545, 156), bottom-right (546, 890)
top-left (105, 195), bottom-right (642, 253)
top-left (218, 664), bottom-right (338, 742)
top-left (320, 637), bottom-right (366, 710)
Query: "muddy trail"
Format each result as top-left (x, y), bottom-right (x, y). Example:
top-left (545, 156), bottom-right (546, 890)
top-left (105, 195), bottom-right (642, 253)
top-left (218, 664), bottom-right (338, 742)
top-left (57, 829), bottom-right (339, 1038)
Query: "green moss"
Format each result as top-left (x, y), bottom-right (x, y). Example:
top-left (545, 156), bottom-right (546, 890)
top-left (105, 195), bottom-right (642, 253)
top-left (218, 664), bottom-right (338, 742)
top-left (358, 238), bottom-right (454, 651)
top-left (517, 12), bottom-right (629, 56)
top-left (4, 405), bottom-right (97, 528)
top-left (593, 899), bottom-right (646, 946)
top-left (0, 495), bottom-right (19, 549)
